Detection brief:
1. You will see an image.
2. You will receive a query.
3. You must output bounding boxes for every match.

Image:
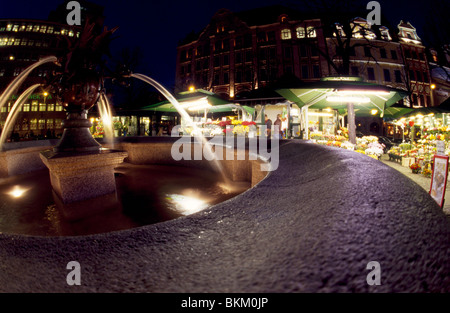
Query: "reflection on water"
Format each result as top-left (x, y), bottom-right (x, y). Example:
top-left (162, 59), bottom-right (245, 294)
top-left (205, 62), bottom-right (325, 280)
top-left (0, 164), bottom-right (250, 236)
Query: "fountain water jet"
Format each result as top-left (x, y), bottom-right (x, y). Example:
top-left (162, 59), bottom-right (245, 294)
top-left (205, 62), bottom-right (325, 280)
top-left (130, 73), bottom-right (229, 183)
top-left (0, 84), bottom-right (42, 149)
top-left (97, 92), bottom-right (115, 148)
top-left (0, 56), bottom-right (57, 113)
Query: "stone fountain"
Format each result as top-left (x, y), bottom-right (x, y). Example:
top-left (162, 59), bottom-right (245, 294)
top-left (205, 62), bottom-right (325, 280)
top-left (38, 22), bottom-right (127, 206)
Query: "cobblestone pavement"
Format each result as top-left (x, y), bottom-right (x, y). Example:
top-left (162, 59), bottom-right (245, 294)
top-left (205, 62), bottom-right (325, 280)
top-left (380, 154), bottom-right (450, 217)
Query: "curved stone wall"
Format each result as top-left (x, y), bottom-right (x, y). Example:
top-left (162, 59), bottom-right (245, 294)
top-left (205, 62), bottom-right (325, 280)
top-left (0, 139), bottom-right (449, 292)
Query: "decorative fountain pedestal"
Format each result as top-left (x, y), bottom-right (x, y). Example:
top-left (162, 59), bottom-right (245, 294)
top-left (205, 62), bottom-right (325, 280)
top-left (40, 149), bottom-right (127, 204)
top-left (40, 108), bottom-right (127, 204)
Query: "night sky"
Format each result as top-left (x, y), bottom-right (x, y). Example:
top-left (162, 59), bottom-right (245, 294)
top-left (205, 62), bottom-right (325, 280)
top-left (0, 0), bottom-right (435, 89)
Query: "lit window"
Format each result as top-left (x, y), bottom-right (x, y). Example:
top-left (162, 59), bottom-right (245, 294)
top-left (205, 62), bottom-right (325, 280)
top-left (19, 25), bottom-right (26, 31)
top-left (40, 25), bottom-right (47, 33)
top-left (20, 39), bottom-right (27, 46)
top-left (6, 24), bottom-right (12, 31)
top-left (47, 103), bottom-right (54, 111)
top-left (26, 25), bottom-right (32, 32)
top-left (281, 29), bottom-right (291, 40)
top-left (68, 30), bottom-right (74, 37)
top-left (12, 25), bottom-right (19, 32)
top-left (55, 119), bottom-right (62, 128)
top-left (13, 39), bottom-right (20, 46)
top-left (31, 101), bottom-right (38, 112)
top-left (296, 27), bottom-right (305, 38)
top-left (32, 25), bottom-right (40, 32)
top-left (28, 40), bottom-right (34, 46)
top-left (39, 103), bottom-right (46, 111)
top-left (1, 106), bottom-right (6, 113)
top-left (30, 119), bottom-right (37, 130)
top-left (23, 103), bottom-right (30, 112)
top-left (47, 26), bottom-right (54, 34)
top-left (47, 119), bottom-right (54, 128)
top-left (55, 104), bottom-right (63, 112)
top-left (38, 119), bottom-right (46, 129)
top-left (307, 27), bottom-right (316, 38)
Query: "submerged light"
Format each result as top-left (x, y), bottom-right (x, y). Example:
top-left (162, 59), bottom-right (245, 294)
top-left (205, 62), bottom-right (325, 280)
top-left (7, 185), bottom-right (28, 198)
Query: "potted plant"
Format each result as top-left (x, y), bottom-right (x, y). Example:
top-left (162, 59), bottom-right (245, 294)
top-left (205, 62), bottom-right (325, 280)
top-left (410, 163), bottom-right (421, 174)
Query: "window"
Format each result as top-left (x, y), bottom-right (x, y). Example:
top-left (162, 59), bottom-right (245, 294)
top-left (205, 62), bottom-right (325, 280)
top-left (38, 119), bottom-right (46, 129)
top-left (223, 54), bottom-right (229, 66)
top-left (244, 69), bottom-right (252, 82)
top-left (281, 29), bottom-right (291, 40)
top-left (391, 50), bottom-right (397, 60)
top-left (364, 47), bottom-right (372, 57)
top-left (301, 65), bottom-right (309, 78)
top-left (213, 73), bottom-right (220, 85)
top-left (367, 67), bottom-right (375, 80)
top-left (223, 72), bottom-right (229, 84)
top-left (260, 68), bottom-right (268, 81)
top-left (47, 119), bottom-right (54, 128)
top-left (47, 103), bottom-right (54, 111)
top-left (284, 47), bottom-right (292, 59)
top-left (394, 70), bottom-right (402, 83)
top-left (32, 25), bottom-right (39, 32)
top-left (383, 69), bottom-right (391, 82)
top-left (39, 103), bottom-right (47, 112)
top-left (349, 46), bottom-right (356, 56)
top-left (307, 27), bottom-right (316, 38)
top-left (55, 104), bottom-right (63, 112)
top-left (416, 70), bottom-right (422, 82)
top-left (296, 27), bottom-right (305, 38)
top-left (351, 66), bottom-right (359, 76)
top-left (235, 70), bottom-right (242, 83)
top-left (23, 103), bottom-right (30, 112)
top-left (30, 119), bottom-right (37, 130)
top-left (235, 52), bottom-right (242, 63)
top-left (31, 101), bottom-right (38, 111)
top-left (299, 45), bottom-right (307, 57)
top-left (214, 56), bottom-right (220, 67)
top-left (423, 71), bottom-right (428, 82)
top-left (409, 70), bottom-right (415, 81)
top-left (380, 48), bottom-right (387, 58)
top-left (404, 49), bottom-right (411, 59)
top-left (313, 65), bottom-right (320, 78)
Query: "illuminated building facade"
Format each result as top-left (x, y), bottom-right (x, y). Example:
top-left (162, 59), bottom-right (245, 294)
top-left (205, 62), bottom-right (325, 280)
top-left (175, 6), bottom-right (326, 100)
top-left (397, 20), bottom-right (432, 107)
top-left (0, 19), bottom-right (82, 138)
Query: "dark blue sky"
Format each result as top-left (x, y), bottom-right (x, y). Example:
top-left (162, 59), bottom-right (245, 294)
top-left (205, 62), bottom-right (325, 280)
top-left (0, 0), bottom-right (432, 89)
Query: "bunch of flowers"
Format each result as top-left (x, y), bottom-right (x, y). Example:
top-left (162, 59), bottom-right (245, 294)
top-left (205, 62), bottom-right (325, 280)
top-left (232, 125), bottom-right (249, 136)
top-left (422, 168), bottom-right (432, 178)
top-left (410, 163), bottom-right (421, 171)
top-left (93, 122), bottom-right (104, 138)
top-left (242, 121), bottom-right (256, 126)
top-left (341, 142), bottom-right (355, 150)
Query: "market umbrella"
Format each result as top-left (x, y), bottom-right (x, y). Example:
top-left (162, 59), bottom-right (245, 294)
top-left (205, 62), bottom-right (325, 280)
top-left (400, 106), bottom-right (450, 119)
top-left (142, 89), bottom-right (233, 113)
top-left (276, 77), bottom-right (409, 143)
top-left (382, 103), bottom-right (414, 120)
